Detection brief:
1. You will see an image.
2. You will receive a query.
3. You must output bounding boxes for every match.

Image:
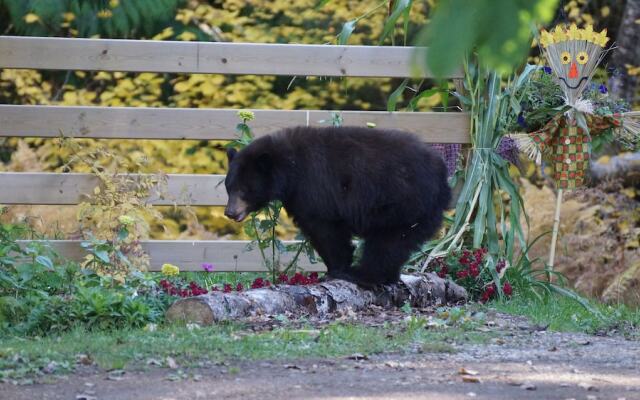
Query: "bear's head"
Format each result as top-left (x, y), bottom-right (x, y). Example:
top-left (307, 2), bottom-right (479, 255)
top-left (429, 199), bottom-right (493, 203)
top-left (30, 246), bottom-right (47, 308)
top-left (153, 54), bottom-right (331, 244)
top-left (224, 138), bottom-right (277, 222)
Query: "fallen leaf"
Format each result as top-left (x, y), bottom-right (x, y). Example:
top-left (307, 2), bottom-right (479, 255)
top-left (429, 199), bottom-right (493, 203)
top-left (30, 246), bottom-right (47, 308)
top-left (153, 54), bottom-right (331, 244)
top-left (458, 367), bottom-right (479, 376)
top-left (346, 353), bottom-right (368, 361)
top-left (166, 356), bottom-right (178, 369)
top-left (76, 354), bottom-right (93, 365)
top-left (462, 376), bottom-right (481, 383)
top-left (578, 382), bottom-right (598, 391)
top-left (283, 364), bottom-right (301, 370)
top-left (521, 382), bottom-right (537, 390)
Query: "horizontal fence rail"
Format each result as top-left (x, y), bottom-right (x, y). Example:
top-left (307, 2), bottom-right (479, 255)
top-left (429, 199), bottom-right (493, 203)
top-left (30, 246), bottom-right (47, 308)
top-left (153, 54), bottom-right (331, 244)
top-left (0, 36), bottom-right (462, 78)
top-left (0, 105), bottom-right (471, 143)
top-left (19, 240), bottom-right (325, 272)
top-left (1, 36), bottom-right (470, 273)
top-left (0, 173), bottom-right (226, 206)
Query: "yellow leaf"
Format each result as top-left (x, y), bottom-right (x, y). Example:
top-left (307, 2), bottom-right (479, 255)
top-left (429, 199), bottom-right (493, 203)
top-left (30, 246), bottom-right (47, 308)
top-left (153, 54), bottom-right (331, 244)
top-left (94, 186), bottom-right (101, 195)
top-left (152, 27), bottom-right (174, 41)
top-left (24, 13), bottom-right (40, 24)
top-left (174, 81), bottom-right (192, 92)
top-left (200, 81), bottom-right (216, 96)
top-left (177, 31), bottom-right (197, 41)
top-left (62, 12), bottom-right (75, 22)
top-left (600, 6), bottom-right (610, 17)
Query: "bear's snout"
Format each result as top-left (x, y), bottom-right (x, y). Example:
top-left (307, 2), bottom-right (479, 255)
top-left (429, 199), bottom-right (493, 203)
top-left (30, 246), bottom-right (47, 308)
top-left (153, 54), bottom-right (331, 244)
top-left (224, 196), bottom-right (249, 222)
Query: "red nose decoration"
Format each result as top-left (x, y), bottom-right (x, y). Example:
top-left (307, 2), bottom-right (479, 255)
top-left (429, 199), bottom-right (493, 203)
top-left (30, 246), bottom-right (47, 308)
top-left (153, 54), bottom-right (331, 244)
top-left (568, 62), bottom-right (578, 79)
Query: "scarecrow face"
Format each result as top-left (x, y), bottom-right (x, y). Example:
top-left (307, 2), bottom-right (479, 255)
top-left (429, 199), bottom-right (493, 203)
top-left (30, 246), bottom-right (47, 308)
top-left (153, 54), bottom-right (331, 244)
top-left (539, 24), bottom-right (609, 105)
top-left (556, 49), bottom-right (590, 89)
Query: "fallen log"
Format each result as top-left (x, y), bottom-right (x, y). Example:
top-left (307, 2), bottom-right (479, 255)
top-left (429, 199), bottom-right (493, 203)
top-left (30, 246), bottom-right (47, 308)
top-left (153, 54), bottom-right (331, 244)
top-left (589, 152), bottom-right (640, 187)
top-left (165, 273), bottom-right (467, 325)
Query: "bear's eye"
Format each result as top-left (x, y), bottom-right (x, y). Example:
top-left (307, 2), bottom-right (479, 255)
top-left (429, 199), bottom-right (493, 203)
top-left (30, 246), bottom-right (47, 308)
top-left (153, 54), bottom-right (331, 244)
top-left (576, 51), bottom-right (588, 65)
top-left (560, 51), bottom-right (571, 65)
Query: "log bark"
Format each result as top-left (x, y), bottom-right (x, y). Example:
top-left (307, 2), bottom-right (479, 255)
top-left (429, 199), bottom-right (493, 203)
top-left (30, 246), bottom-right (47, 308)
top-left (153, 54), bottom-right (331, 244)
top-left (589, 152), bottom-right (640, 187)
top-left (165, 273), bottom-right (468, 325)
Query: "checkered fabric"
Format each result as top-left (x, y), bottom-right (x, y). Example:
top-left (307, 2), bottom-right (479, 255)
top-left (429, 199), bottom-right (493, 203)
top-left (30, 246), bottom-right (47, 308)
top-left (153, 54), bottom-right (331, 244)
top-left (528, 113), bottom-right (621, 189)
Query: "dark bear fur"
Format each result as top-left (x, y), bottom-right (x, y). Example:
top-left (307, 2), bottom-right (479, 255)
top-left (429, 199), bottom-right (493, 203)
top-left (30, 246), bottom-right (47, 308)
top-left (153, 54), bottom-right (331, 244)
top-left (224, 126), bottom-right (451, 287)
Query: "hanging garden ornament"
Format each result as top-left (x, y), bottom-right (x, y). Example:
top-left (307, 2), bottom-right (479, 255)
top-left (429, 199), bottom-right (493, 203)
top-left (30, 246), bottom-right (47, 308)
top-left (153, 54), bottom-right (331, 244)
top-left (514, 24), bottom-right (639, 190)
top-left (512, 24), bottom-right (639, 274)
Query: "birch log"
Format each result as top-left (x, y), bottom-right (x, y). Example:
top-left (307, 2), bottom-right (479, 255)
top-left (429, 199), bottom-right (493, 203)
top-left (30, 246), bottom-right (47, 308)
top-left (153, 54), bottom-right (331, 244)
top-left (165, 273), bottom-right (468, 325)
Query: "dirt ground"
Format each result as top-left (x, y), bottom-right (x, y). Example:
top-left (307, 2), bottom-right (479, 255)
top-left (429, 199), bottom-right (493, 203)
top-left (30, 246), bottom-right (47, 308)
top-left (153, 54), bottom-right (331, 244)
top-left (3, 314), bottom-right (639, 400)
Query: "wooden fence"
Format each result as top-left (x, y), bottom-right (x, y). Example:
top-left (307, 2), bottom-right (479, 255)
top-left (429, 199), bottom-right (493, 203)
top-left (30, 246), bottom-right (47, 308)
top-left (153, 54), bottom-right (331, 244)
top-left (0, 36), bottom-right (469, 272)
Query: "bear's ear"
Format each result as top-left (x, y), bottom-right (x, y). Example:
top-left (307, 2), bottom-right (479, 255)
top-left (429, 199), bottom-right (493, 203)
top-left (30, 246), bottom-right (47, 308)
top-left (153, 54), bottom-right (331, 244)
top-left (226, 147), bottom-right (238, 163)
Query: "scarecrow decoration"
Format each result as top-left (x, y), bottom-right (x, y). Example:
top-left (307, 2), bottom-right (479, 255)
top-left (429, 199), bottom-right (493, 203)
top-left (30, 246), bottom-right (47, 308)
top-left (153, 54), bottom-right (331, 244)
top-left (513, 24), bottom-right (639, 271)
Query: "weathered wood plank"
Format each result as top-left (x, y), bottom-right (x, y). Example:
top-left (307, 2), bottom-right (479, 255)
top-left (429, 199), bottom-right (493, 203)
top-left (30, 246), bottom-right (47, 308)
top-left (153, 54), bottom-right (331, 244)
top-left (0, 36), bottom-right (460, 78)
top-left (18, 240), bottom-right (325, 272)
top-left (0, 105), bottom-right (471, 143)
top-left (0, 173), bottom-right (227, 206)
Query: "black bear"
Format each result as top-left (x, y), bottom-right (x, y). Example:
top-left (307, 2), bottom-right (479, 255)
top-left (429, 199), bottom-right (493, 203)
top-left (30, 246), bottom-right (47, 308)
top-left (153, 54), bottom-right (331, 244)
top-left (224, 126), bottom-right (451, 287)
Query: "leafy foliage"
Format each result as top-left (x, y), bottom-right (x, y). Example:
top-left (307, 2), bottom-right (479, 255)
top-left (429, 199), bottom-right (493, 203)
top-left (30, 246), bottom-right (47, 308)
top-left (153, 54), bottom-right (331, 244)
top-left (418, 0), bottom-right (559, 77)
top-left (0, 223), bottom-right (170, 335)
top-left (0, 0), bottom-right (182, 38)
top-left (59, 137), bottom-right (166, 280)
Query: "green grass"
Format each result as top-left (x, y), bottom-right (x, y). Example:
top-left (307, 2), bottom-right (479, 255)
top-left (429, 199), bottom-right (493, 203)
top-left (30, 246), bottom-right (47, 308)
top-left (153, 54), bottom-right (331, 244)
top-left (0, 318), bottom-right (494, 381)
top-left (489, 293), bottom-right (640, 335)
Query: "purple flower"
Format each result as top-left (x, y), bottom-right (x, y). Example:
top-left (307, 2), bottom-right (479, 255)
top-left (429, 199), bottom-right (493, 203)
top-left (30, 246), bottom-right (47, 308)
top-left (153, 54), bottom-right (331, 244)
top-left (496, 136), bottom-right (520, 166)
top-left (430, 144), bottom-right (461, 177)
top-left (201, 263), bottom-right (214, 272)
top-left (543, 66), bottom-right (552, 75)
top-left (517, 112), bottom-right (527, 128)
top-left (598, 84), bottom-right (608, 94)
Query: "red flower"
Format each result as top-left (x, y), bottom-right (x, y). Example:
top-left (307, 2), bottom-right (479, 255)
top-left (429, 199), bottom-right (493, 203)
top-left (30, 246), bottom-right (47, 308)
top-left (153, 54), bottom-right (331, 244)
top-left (469, 266), bottom-right (480, 277)
top-left (480, 284), bottom-right (496, 303)
top-left (496, 260), bottom-right (506, 273)
top-left (456, 270), bottom-right (468, 279)
top-left (251, 278), bottom-right (265, 289)
top-left (289, 272), bottom-right (309, 285)
top-left (236, 283), bottom-right (244, 292)
top-left (211, 286), bottom-right (219, 292)
top-left (473, 248), bottom-right (484, 262)
top-left (223, 283), bottom-right (233, 293)
top-left (308, 272), bottom-right (319, 284)
top-left (503, 281), bottom-right (513, 296)
top-left (437, 265), bottom-right (448, 278)
top-left (278, 273), bottom-right (289, 284)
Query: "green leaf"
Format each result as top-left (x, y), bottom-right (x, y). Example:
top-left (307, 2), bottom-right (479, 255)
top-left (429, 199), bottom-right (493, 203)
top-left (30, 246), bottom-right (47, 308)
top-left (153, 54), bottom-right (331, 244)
top-left (387, 78), bottom-right (409, 112)
top-left (315, 0), bottom-right (331, 8)
top-left (337, 19), bottom-right (357, 45)
top-left (379, 0), bottom-right (410, 45)
top-left (419, 0), bottom-right (558, 77)
top-left (35, 255), bottom-right (54, 270)
top-left (407, 87), bottom-right (439, 111)
top-left (95, 250), bottom-right (110, 264)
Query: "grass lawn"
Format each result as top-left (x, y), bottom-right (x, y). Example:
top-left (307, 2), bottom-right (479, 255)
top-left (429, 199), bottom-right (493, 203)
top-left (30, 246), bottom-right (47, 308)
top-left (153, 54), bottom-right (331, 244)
top-left (1, 292), bottom-right (638, 383)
